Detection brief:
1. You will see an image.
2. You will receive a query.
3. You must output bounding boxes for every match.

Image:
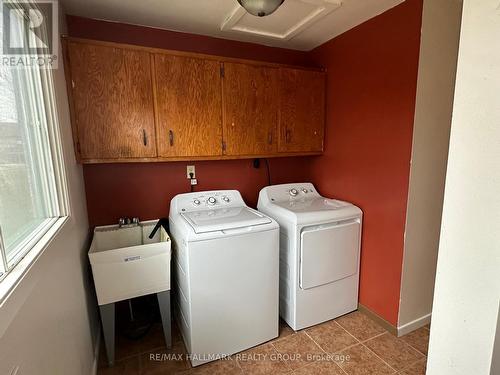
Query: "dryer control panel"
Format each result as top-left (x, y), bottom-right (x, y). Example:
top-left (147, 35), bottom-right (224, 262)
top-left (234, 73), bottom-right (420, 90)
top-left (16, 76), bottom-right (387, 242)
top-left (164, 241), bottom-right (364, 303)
top-left (260, 183), bottom-right (320, 203)
top-left (171, 190), bottom-right (245, 213)
top-left (257, 182), bottom-right (352, 213)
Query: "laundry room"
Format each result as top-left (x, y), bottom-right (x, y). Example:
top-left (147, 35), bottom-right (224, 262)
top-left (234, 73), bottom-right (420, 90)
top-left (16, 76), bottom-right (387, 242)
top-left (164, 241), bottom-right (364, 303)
top-left (1, 1), bottom-right (499, 375)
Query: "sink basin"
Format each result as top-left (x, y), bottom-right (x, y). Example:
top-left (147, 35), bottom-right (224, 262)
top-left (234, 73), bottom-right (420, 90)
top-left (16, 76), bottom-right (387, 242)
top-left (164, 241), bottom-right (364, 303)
top-left (88, 220), bottom-right (171, 306)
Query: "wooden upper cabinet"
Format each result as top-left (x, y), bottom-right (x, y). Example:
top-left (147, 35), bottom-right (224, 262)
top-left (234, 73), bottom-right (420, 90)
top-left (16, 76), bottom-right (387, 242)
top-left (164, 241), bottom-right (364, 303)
top-left (222, 62), bottom-right (280, 156)
top-left (64, 38), bottom-right (326, 163)
top-left (279, 68), bottom-right (326, 153)
top-left (67, 42), bottom-right (157, 160)
top-left (153, 54), bottom-right (223, 157)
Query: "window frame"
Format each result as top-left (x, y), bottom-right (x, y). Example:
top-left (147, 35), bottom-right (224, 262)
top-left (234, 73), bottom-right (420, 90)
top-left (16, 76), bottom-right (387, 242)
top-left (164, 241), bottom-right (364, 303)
top-left (0, 0), bottom-right (69, 281)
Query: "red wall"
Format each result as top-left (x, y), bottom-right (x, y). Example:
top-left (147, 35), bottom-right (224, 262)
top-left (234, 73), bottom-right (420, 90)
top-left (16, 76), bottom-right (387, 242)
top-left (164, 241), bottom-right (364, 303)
top-left (67, 16), bottom-right (317, 227)
top-left (309, 0), bottom-right (423, 325)
top-left (69, 1), bottom-right (423, 325)
top-left (82, 158), bottom-right (314, 228)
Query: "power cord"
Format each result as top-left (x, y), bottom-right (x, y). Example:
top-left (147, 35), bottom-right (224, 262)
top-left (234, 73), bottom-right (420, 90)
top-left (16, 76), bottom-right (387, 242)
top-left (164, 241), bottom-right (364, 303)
top-left (253, 158), bottom-right (272, 186)
top-left (189, 172), bottom-right (195, 192)
top-left (265, 158), bottom-right (271, 186)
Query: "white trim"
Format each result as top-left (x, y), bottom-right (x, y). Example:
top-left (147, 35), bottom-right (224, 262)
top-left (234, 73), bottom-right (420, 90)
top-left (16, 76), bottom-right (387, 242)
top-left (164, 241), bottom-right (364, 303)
top-left (5, 217), bottom-right (58, 269)
top-left (0, 216), bottom-right (68, 305)
top-left (0, 227), bottom-right (7, 275)
top-left (41, 66), bottom-right (70, 216)
top-left (397, 313), bottom-right (432, 337)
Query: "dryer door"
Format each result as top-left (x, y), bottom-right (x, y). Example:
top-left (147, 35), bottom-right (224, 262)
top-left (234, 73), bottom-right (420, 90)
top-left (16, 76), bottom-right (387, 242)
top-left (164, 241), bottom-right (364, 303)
top-left (300, 220), bottom-right (360, 290)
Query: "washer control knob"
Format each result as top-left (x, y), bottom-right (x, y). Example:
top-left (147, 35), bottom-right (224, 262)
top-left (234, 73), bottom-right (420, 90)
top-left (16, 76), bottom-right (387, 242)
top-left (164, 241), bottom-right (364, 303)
top-left (207, 197), bottom-right (217, 205)
top-left (193, 199), bottom-right (201, 206)
top-left (222, 196), bottom-right (230, 203)
top-left (289, 188), bottom-right (298, 197)
top-left (302, 188), bottom-right (308, 194)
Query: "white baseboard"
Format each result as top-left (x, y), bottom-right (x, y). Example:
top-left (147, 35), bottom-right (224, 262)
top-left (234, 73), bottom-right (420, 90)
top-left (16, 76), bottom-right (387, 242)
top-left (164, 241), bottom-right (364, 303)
top-left (358, 303), bottom-right (398, 336)
top-left (397, 313), bottom-right (431, 337)
top-left (91, 326), bottom-right (102, 375)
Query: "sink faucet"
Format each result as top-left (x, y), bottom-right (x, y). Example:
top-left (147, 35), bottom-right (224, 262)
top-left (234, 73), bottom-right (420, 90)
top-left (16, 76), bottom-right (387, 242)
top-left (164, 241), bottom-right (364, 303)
top-left (118, 217), bottom-right (140, 228)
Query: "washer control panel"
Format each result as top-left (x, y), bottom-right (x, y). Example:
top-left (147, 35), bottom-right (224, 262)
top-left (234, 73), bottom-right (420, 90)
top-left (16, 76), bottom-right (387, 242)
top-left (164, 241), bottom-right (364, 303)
top-left (193, 193), bottom-right (232, 207)
top-left (173, 190), bottom-right (244, 212)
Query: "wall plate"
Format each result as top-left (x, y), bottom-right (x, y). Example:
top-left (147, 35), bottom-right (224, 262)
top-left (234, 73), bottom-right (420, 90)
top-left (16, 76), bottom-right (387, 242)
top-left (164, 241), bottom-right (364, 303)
top-left (186, 165), bottom-right (196, 179)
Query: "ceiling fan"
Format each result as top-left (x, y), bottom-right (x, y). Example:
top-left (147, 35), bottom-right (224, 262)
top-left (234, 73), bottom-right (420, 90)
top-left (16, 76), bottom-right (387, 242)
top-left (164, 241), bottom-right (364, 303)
top-left (237, 0), bottom-right (286, 17)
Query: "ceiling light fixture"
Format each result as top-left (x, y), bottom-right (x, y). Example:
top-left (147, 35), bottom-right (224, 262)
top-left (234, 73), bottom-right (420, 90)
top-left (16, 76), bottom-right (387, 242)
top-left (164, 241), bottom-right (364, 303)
top-left (237, 0), bottom-right (285, 17)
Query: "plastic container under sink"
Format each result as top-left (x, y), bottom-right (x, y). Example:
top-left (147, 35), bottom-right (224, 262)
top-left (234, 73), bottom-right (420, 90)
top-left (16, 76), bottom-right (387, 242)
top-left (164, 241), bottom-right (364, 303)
top-left (88, 220), bottom-right (171, 306)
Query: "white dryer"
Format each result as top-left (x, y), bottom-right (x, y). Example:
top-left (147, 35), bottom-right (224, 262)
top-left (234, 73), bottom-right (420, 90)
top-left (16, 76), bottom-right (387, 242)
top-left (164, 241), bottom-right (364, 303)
top-left (169, 190), bottom-right (279, 366)
top-left (258, 183), bottom-right (362, 331)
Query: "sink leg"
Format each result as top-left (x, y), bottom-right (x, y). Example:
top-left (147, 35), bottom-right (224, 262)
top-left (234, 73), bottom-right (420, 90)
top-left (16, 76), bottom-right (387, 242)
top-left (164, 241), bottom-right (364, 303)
top-left (157, 290), bottom-right (172, 348)
top-left (99, 303), bottom-right (115, 367)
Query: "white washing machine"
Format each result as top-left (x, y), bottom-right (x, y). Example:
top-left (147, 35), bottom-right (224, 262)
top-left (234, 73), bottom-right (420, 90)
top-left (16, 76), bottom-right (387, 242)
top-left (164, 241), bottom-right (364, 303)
top-left (169, 190), bottom-right (279, 366)
top-left (258, 183), bottom-right (362, 331)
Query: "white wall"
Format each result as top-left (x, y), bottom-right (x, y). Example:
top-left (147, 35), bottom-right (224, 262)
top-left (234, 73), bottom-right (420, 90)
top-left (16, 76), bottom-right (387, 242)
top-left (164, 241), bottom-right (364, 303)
top-left (0, 7), bottom-right (99, 375)
top-left (426, 0), bottom-right (500, 374)
top-left (398, 0), bottom-right (462, 332)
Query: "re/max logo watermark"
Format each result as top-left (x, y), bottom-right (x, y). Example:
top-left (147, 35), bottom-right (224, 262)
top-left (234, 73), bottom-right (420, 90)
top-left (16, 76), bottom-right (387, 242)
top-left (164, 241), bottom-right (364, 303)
top-left (2, 0), bottom-right (58, 68)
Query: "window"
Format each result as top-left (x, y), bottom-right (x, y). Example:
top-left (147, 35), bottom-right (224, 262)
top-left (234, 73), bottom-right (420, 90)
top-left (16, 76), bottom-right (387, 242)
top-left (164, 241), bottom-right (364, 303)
top-left (0, 1), bottom-right (67, 278)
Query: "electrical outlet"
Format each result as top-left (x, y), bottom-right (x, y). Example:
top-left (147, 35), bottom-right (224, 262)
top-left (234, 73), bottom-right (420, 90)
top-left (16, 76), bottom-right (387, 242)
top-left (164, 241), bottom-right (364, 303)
top-left (186, 165), bottom-right (196, 179)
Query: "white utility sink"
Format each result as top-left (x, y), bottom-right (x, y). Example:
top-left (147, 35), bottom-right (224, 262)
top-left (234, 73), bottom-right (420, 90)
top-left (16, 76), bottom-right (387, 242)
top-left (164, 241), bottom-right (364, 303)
top-left (88, 220), bottom-right (171, 306)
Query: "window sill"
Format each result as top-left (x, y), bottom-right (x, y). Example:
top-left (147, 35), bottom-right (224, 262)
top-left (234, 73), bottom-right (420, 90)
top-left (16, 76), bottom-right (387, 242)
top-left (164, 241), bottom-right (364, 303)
top-left (0, 216), bottom-right (69, 305)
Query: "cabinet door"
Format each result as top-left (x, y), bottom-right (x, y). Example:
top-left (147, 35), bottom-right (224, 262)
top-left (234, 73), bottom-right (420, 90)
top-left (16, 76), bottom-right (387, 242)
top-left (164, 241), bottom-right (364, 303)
top-left (154, 54), bottom-right (223, 157)
top-left (279, 68), bottom-right (325, 153)
top-left (67, 42), bottom-right (156, 160)
top-left (222, 63), bottom-right (279, 156)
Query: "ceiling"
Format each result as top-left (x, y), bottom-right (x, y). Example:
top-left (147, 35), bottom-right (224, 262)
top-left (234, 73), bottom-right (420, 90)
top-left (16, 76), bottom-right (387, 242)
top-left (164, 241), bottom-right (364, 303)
top-left (60, 0), bottom-right (405, 51)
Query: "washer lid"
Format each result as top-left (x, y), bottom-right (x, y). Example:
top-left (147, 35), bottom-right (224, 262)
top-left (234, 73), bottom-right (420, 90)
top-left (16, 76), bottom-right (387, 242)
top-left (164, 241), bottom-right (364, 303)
top-left (181, 207), bottom-right (272, 234)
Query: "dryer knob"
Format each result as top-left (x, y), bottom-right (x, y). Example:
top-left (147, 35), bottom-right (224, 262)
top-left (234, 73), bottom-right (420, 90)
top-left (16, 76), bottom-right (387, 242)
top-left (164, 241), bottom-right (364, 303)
top-left (193, 199), bottom-right (201, 206)
top-left (289, 188), bottom-right (298, 197)
top-left (302, 188), bottom-right (308, 194)
top-left (207, 197), bottom-right (217, 205)
top-left (222, 196), bottom-right (230, 203)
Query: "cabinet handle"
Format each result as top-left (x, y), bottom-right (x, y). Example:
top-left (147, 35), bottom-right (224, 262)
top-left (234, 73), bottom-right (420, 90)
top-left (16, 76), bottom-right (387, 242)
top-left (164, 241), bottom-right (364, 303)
top-left (169, 130), bottom-right (174, 146)
top-left (142, 129), bottom-right (148, 146)
top-left (286, 130), bottom-right (291, 143)
top-left (268, 132), bottom-right (273, 145)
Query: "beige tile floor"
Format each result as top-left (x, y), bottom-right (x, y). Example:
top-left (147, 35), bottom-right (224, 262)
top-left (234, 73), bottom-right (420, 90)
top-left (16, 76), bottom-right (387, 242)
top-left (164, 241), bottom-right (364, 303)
top-left (97, 311), bottom-right (430, 375)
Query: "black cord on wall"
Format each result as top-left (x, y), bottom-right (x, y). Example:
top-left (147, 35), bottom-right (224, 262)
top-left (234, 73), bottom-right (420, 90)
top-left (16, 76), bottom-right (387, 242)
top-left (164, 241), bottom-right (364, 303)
top-left (189, 172), bottom-right (195, 192)
top-left (265, 158), bottom-right (271, 186)
top-left (253, 158), bottom-right (272, 186)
